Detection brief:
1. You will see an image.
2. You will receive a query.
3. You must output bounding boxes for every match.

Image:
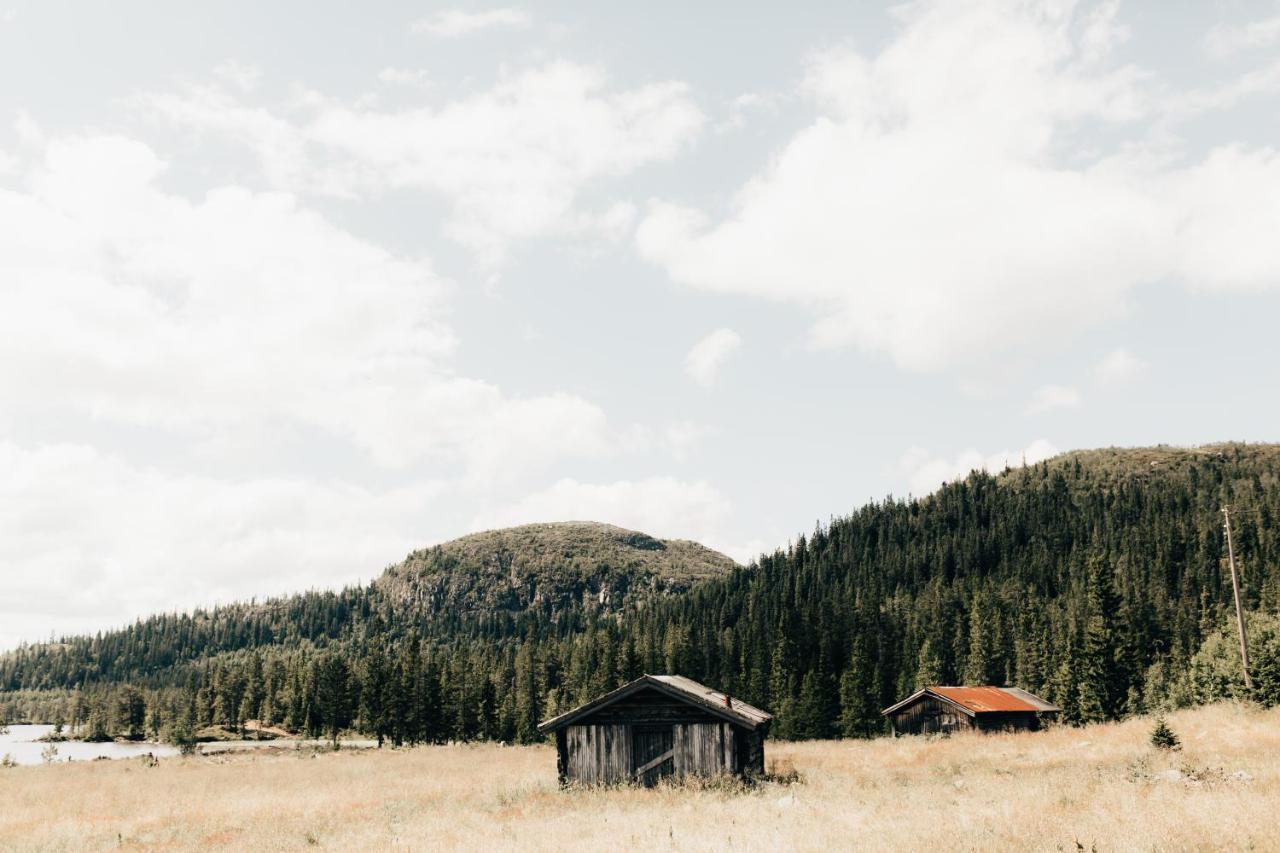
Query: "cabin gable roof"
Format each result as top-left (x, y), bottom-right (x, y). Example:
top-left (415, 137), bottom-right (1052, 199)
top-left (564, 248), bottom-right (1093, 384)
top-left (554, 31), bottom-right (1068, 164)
top-left (880, 686), bottom-right (1061, 717)
top-left (537, 674), bottom-right (772, 733)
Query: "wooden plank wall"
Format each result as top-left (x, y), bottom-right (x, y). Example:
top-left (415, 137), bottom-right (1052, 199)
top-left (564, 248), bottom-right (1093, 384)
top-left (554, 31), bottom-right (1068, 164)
top-left (673, 722), bottom-right (735, 776)
top-left (586, 691), bottom-right (726, 726)
top-left (565, 724), bottom-right (632, 785)
top-left (744, 729), bottom-right (766, 774)
top-left (889, 696), bottom-right (973, 735)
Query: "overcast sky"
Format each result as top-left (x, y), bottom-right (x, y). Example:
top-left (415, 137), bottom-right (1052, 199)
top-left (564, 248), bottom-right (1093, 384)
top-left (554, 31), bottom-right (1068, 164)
top-left (3, 0), bottom-right (1280, 650)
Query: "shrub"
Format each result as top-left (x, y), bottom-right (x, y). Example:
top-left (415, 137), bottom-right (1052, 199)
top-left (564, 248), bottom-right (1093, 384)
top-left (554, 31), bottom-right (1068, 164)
top-left (1150, 716), bottom-right (1180, 751)
top-left (765, 757), bottom-right (803, 784)
top-left (1183, 611), bottom-right (1280, 707)
top-left (168, 721), bottom-right (199, 756)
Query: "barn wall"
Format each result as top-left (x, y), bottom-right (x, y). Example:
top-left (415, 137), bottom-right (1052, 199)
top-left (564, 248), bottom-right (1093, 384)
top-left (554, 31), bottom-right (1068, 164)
top-left (889, 696), bottom-right (974, 735)
top-left (743, 728), bottom-right (767, 775)
top-left (672, 722), bottom-right (735, 776)
top-left (564, 724), bottom-right (632, 785)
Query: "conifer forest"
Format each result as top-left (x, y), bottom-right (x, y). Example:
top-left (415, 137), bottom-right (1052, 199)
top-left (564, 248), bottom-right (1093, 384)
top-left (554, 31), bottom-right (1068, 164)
top-left (3, 444), bottom-right (1278, 746)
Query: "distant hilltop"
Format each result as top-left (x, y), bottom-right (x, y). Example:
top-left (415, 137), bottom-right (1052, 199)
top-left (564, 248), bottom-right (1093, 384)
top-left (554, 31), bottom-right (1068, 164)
top-left (375, 520), bottom-right (740, 619)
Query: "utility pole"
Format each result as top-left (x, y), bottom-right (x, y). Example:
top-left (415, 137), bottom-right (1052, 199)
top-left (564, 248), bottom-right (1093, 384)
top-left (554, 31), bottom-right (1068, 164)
top-left (1222, 506), bottom-right (1252, 691)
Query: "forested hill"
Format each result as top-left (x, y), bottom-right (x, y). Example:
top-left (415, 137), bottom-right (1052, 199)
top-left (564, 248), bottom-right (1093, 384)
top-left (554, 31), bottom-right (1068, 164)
top-left (2, 443), bottom-right (1279, 745)
top-left (0, 522), bottom-right (739, 689)
top-left (376, 521), bottom-right (739, 620)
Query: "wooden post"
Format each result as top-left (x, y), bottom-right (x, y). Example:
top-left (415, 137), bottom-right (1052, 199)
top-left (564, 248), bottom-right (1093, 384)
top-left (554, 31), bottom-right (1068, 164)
top-left (1222, 506), bottom-right (1252, 691)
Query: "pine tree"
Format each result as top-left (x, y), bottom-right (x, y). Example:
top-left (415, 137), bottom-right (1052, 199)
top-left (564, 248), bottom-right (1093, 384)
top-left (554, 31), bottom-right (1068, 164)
top-left (116, 685), bottom-right (147, 740)
top-left (315, 653), bottom-right (353, 745)
top-left (838, 644), bottom-right (877, 738)
top-left (963, 593), bottom-right (999, 685)
top-left (359, 645), bottom-right (392, 747)
top-left (1077, 556), bottom-right (1123, 722)
top-left (513, 644), bottom-right (541, 744)
top-left (791, 671), bottom-right (832, 739)
top-left (914, 635), bottom-right (944, 689)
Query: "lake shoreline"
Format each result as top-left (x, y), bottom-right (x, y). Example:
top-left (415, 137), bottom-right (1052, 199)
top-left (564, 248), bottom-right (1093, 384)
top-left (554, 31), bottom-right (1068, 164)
top-left (2, 724), bottom-right (380, 766)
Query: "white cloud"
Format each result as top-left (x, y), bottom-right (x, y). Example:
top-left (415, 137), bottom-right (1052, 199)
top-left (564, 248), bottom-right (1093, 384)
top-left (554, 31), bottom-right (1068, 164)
top-left (213, 60), bottom-right (262, 92)
top-left (472, 476), bottom-right (733, 549)
top-left (899, 439), bottom-right (1059, 496)
top-left (0, 133), bottom-right (614, 479)
top-left (1206, 14), bottom-right (1280, 59)
top-left (1094, 348), bottom-right (1147, 385)
top-left (636, 0), bottom-right (1280, 372)
top-left (1025, 384), bottom-right (1083, 415)
top-left (14, 112), bottom-right (43, 147)
top-left (0, 441), bottom-right (445, 651)
top-left (684, 328), bottom-right (742, 387)
top-left (139, 62), bottom-right (704, 266)
top-left (1164, 59), bottom-right (1280, 118)
top-left (378, 67), bottom-right (433, 87)
top-left (716, 91), bottom-right (783, 133)
top-left (411, 8), bottom-right (531, 38)
top-left (133, 86), bottom-right (313, 190)
top-left (0, 131), bottom-right (731, 647)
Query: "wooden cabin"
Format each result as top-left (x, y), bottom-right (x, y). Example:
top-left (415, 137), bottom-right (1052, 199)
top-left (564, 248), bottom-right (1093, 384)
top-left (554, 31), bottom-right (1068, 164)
top-left (881, 686), bottom-right (1061, 736)
top-left (537, 674), bottom-right (772, 786)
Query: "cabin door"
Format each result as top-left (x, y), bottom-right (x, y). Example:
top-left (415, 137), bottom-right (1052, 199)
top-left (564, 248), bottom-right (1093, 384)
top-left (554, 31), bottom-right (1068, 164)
top-left (631, 725), bottom-right (674, 787)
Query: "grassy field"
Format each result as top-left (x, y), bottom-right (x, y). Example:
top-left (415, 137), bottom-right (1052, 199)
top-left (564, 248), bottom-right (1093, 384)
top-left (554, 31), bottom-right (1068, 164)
top-left (3, 703), bottom-right (1279, 851)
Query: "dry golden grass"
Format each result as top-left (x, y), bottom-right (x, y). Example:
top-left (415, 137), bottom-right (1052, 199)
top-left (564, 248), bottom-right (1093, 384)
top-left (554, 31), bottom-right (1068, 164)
top-left (3, 703), bottom-right (1279, 852)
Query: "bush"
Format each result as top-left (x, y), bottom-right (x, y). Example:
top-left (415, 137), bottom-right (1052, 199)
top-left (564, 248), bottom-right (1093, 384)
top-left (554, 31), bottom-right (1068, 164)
top-left (168, 721), bottom-right (200, 756)
top-left (1183, 611), bottom-right (1280, 707)
top-left (764, 757), bottom-right (803, 784)
top-left (1150, 716), bottom-right (1180, 751)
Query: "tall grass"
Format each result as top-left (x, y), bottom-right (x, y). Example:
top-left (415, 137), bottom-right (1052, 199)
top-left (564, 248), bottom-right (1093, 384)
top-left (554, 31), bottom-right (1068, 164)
top-left (2, 703), bottom-right (1278, 851)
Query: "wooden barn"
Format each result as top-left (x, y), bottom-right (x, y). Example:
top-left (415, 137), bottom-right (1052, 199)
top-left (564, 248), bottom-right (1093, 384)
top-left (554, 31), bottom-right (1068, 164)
top-left (881, 686), bottom-right (1061, 736)
top-left (537, 674), bottom-right (772, 786)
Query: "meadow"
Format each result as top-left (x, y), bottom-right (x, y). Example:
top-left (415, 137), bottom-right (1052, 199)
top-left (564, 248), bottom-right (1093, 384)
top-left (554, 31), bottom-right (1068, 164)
top-left (2, 703), bottom-right (1278, 851)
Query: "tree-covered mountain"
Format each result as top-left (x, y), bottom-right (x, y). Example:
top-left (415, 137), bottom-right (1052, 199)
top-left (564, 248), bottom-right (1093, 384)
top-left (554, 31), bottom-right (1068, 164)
top-left (2, 443), bottom-right (1278, 745)
top-left (0, 522), bottom-right (738, 690)
top-left (376, 521), bottom-right (739, 620)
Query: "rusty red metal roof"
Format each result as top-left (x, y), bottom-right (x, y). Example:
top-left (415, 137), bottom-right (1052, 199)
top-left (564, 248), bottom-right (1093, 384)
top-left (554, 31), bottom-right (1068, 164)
top-left (880, 685), bottom-right (1062, 717)
top-left (928, 686), bottom-right (1039, 713)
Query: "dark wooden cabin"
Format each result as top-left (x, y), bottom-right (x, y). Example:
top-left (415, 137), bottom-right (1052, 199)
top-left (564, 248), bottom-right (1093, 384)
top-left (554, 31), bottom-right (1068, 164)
top-left (537, 674), bottom-right (772, 786)
top-left (881, 686), bottom-right (1061, 736)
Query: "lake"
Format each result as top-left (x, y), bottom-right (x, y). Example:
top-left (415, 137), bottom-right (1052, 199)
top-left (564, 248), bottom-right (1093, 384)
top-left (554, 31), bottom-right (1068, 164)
top-left (0, 725), bottom-right (179, 766)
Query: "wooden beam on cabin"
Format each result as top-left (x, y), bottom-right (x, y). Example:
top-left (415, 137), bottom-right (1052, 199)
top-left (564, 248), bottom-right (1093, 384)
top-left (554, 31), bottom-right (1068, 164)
top-left (633, 748), bottom-right (675, 778)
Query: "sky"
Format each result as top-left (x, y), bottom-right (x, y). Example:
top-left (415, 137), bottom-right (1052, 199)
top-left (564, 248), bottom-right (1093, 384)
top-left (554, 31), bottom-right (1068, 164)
top-left (3, 0), bottom-right (1280, 650)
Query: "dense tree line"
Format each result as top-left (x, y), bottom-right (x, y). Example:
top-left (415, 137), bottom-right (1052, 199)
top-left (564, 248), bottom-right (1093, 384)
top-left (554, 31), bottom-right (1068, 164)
top-left (3, 445), bottom-right (1279, 744)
